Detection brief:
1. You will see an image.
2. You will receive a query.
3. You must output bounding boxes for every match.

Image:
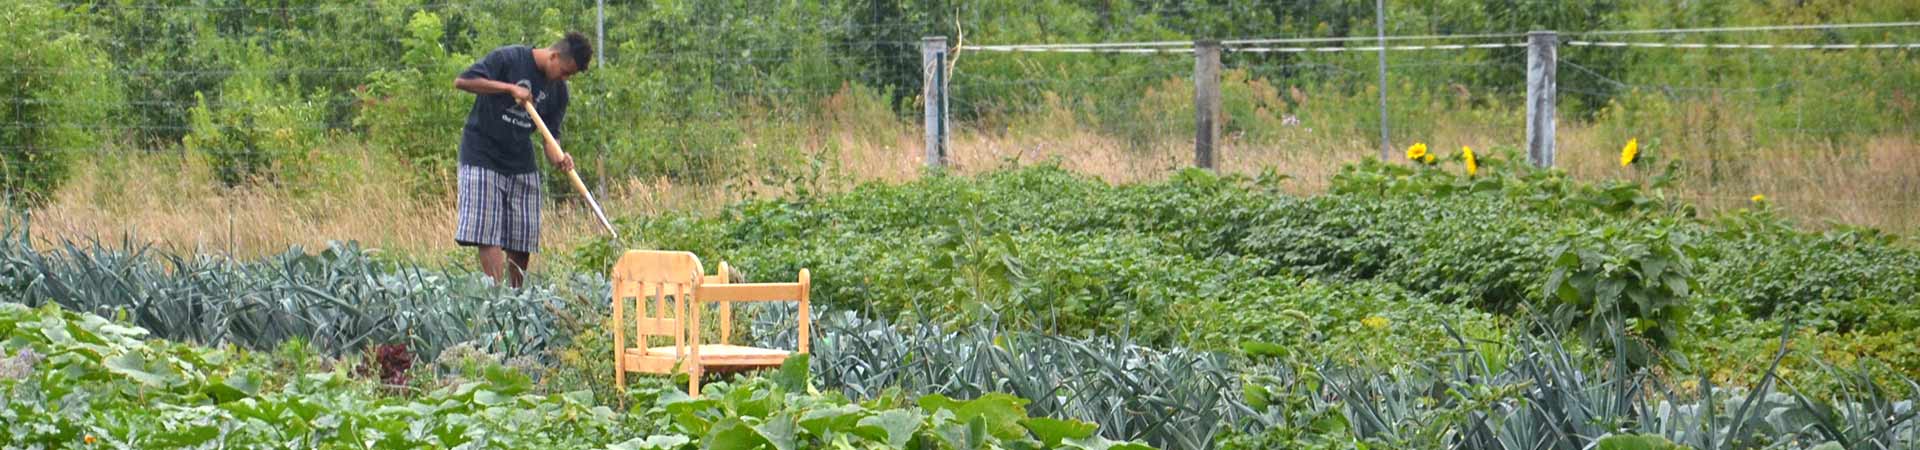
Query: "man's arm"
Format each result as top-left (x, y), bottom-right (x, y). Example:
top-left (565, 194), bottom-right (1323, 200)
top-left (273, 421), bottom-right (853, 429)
top-left (453, 48), bottom-right (530, 102)
top-left (454, 78), bottom-right (531, 103)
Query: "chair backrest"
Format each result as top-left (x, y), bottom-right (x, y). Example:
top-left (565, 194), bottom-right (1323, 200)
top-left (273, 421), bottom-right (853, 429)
top-left (695, 268), bottom-right (811, 353)
top-left (610, 250), bottom-right (704, 350)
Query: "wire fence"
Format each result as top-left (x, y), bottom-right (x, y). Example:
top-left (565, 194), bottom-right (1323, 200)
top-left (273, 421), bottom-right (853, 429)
top-left (943, 23), bottom-right (1920, 232)
top-left (3, 1), bottom-right (1918, 232)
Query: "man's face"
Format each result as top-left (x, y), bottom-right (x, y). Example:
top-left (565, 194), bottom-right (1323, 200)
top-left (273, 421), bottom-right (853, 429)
top-left (546, 54), bottom-right (582, 81)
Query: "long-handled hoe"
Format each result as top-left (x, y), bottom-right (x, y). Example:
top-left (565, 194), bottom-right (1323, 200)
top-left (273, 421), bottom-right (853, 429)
top-left (519, 99), bottom-right (617, 239)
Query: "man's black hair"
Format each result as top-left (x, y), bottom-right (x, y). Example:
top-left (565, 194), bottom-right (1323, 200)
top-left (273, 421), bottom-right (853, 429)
top-left (555, 32), bottom-right (592, 72)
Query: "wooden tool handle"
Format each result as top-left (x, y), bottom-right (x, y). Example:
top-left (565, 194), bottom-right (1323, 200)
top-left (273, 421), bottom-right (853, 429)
top-left (519, 99), bottom-right (568, 167)
top-left (519, 99), bottom-right (618, 237)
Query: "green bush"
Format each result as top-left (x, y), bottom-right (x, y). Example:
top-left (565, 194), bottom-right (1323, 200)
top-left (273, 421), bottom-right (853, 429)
top-left (183, 47), bottom-right (329, 187)
top-left (1236, 155), bottom-right (1657, 313)
top-left (1542, 220), bottom-right (1701, 369)
top-left (1699, 207), bottom-right (1920, 335)
top-left (354, 11), bottom-right (471, 197)
top-left (0, 1), bottom-right (121, 202)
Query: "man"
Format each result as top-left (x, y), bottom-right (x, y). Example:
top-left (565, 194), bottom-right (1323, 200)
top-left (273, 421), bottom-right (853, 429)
top-left (452, 32), bottom-right (591, 288)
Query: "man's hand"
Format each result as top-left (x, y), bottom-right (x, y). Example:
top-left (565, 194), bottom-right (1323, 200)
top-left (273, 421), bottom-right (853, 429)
top-left (509, 85), bottom-right (533, 104)
top-left (550, 151), bottom-right (575, 172)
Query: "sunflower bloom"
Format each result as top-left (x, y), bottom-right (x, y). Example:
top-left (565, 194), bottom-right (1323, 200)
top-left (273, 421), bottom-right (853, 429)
top-left (1751, 194), bottom-right (1766, 203)
top-left (1406, 142), bottom-right (1428, 161)
top-left (1620, 138), bottom-right (1640, 167)
top-left (1462, 145), bottom-right (1478, 176)
top-left (1423, 153), bottom-right (1436, 165)
top-left (1362, 316), bottom-right (1390, 330)
top-left (85, 435), bottom-right (96, 445)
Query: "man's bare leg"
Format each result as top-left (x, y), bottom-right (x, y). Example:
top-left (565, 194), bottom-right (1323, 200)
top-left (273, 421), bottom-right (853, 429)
top-left (507, 250), bottom-right (532, 289)
top-left (477, 245), bottom-right (508, 284)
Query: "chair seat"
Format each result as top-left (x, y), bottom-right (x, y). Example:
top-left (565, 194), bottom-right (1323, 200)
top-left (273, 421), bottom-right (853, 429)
top-left (632, 344), bottom-right (792, 367)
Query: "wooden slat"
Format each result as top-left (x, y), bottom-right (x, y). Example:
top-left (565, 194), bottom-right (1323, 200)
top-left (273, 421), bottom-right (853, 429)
top-left (713, 261), bottom-right (732, 345)
top-left (676, 283), bottom-right (690, 360)
top-left (718, 301), bottom-right (733, 345)
top-left (639, 283), bottom-right (675, 340)
top-left (682, 282), bottom-right (698, 357)
top-left (622, 352), bottom-right (680, 373)
top-left (614, 279), bottom-right (642, 304)
top-left (697, 283), bottom-right (804, 302)
top-left (612, 278), bottom-right (626, 387)
top-left (797, 269), bottom-right (810, 354)
top-left (638, 318), bottom-right (680, 337)
top-left (652, 282), bottom-right (667, 321)
top-left (645, 345), bottom-right (788, 367)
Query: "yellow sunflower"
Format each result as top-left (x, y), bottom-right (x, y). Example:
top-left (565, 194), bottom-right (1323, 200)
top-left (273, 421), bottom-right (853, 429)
top-left (1751, 194), bottom-right (1767, 203)
top-left (1620, 138), bottom-right (1640, 167)
top-left (1423, 153), bottom-right (1436, 165)
top-left (1406, 142), bottom-right (1428, 161)
top-left (1462, 145), bottom-right (1478, 176)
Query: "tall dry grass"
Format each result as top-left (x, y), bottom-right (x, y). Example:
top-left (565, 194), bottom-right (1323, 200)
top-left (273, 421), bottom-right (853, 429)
top-left (937, 101), bottom-right (1919, 233)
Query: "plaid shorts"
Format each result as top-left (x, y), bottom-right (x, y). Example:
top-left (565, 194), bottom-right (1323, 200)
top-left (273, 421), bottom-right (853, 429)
top-left (455, 164), bottom-right (543, 253)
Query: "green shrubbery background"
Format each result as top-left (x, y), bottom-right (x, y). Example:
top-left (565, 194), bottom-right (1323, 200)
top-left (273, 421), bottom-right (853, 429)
top-left (3, 0), bottom-right (1915, 208)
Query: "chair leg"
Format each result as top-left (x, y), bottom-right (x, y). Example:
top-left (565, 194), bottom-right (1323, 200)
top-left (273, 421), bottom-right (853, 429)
top-left (688, 365), bottom-right (703, 397)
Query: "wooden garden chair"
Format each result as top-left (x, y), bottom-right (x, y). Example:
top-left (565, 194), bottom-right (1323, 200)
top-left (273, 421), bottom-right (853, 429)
top-left (609, 250), bottom-right (811, 396)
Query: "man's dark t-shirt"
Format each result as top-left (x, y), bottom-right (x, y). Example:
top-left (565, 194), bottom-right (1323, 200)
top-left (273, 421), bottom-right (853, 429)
top-left (458, 45), bottom-right (569, 175)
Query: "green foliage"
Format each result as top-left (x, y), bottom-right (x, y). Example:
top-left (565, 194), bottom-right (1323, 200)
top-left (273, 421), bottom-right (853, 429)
top-left (0, 1), bottom-right (121, 202)
top-left (1240, 151), bottom-right (1677, 315)
top-left (1543, 221), bottom-right (1700, 369)
top-left (1216, 364), bottom-right (1354, 450)
top-left (1700, 207), bottom-right (1920, 335)
top-left (9, 151), bottom-right (1920, 448)
top-left (354, 10), bottom-right (471, 197)
top-left (749, 309), bottom-right (1249, 450)
top-left (0, 301), bottom-right (648, 448)
top-left (580, 161), bottom-right (1920, 449)
top-left (1218, 326), bottom-right (1920, 450)
top-left (631, 377), bottom-right (1148, 450)
top-left (0, 302), bottom-right (1145, 449)
top-left (608, 166), bottom-right (1495, 359)
top-left (0, 219), bottom-right (598, 362)
top-left (15, 0), bottom-right (1910, 202)
top-left (605, 160), bottom-right (1920, 370)
top-left (1246, 156), bottom-right (1918, 346)
top-left (183, 47), bottom-right (329, 187)
top-left (1595, 434), bottom-right (1687, 450)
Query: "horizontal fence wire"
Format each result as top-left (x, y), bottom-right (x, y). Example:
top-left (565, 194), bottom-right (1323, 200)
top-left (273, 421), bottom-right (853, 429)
top-left (1567, 41), bottom-right (1920, 50)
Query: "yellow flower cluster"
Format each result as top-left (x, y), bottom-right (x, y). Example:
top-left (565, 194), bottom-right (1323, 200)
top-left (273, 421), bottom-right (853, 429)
top-left (1362, 316), bottom-right (1390, 330)
top-left (1406, 142), bottom-right (1476, 171)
